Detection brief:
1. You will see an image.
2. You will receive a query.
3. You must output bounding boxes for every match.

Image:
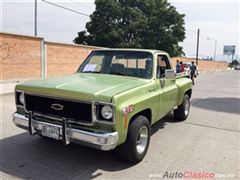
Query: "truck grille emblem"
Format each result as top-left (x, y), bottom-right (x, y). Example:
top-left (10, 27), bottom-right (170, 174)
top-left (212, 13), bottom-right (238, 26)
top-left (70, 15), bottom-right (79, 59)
top-left (51, 103), bottom-right (64, 111)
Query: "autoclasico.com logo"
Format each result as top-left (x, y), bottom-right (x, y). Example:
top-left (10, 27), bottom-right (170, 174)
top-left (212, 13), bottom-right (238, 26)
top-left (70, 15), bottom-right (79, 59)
top-left (148, 171), bottom-right (236, 179)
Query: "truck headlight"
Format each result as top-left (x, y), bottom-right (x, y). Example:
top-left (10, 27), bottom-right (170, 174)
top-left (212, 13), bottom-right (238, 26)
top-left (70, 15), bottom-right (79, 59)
top-left (19, 93), bottom-right (25, 105)
top-left (101, 105), bottom-right (113, 120)
top-left (16, 91), bottom-right (25, 105)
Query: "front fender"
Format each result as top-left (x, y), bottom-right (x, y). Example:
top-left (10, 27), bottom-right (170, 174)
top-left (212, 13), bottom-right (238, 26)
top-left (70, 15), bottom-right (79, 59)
top-left (112, 80), bottom-right (158, 145)
top-left (176, 78), bottom-right (192, 106)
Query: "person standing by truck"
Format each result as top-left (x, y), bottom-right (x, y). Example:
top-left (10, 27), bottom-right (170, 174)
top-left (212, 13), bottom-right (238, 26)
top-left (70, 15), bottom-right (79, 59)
top-left (180, 61), bottom-right (185, 72)
top-left (144, 59), bottom-right (153, 78)
top-left (189, 61), bottom-right (198, 85)
top-left (176, 60), bottom-right (180, 73)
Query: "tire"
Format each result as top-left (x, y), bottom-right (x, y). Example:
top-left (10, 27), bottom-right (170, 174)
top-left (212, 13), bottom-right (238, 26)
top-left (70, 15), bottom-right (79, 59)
top-left (174, 94), bottom-right (190, 121)
top-left (116, 115), bottom-right (150, 163)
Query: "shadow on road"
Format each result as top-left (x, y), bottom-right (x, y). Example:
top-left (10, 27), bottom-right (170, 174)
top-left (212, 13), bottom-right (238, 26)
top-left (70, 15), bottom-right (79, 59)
top-left (192, 97), bottom-right (240, 114)
top-left (0, 132), bottom-right (134, 179)
top-left (0, 114), bottom-right (180, 179)
top-left (151, 113), bottom-right (180, 135)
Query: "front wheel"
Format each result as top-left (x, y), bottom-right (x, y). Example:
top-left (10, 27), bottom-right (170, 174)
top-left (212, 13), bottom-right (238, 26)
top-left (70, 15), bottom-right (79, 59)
top-left (174, 94), bottom-right (190, 121)
top-left (116, 115), bottom-right (150, 163)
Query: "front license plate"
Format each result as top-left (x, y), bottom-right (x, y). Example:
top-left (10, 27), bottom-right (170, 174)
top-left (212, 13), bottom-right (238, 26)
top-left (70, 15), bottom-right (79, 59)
top-left (42, 125), bottom-right (60, 140)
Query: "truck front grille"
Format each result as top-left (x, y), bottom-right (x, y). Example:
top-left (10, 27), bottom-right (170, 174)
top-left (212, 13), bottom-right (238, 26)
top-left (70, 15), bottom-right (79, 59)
top-left (25, 94), bottom-right (92, 124)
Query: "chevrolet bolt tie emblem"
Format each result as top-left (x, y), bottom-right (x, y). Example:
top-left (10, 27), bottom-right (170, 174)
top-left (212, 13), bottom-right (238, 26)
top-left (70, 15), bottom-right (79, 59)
top-left (51, 103), bottom-right (64, 111)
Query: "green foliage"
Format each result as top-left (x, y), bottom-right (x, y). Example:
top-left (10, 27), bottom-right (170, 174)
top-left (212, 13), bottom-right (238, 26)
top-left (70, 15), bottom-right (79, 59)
top-left (229, 60), bottom-right (239, 67)
top-left (73, 0), bottom-right (186, 56)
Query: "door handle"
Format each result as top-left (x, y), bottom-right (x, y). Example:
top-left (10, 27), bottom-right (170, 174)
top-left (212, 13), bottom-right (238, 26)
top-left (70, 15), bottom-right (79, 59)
top-left (160, 78), bottom-right (165, 88)
top-left (148, 88), bottom-right (156, 92)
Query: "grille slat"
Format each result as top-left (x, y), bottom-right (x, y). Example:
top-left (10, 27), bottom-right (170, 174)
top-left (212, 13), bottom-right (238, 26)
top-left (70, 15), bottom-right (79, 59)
top-left (25, 94), bottom-right (92, 123)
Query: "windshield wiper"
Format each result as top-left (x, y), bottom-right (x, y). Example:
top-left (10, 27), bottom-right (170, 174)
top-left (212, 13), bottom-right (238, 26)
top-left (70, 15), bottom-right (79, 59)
top-left (81, 71), bottom-right (100, 73)
top-left (110, 72), bottom-right (128, 76)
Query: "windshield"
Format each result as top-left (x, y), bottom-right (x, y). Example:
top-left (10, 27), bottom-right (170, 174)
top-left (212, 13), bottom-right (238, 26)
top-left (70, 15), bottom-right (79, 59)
top-left (78, 51), bottom-right (153, 79)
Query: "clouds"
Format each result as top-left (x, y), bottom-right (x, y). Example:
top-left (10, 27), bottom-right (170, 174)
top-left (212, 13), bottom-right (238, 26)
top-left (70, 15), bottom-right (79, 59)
top-left (2, 1), bottom-right (94, 42)
top-left (184, 20), bottom-right (239, 58)
top-left (170, 0), bottom-right (239, 59)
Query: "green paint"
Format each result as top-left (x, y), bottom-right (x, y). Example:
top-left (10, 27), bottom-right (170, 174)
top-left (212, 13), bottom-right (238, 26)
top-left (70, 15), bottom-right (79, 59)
top-left (15, 49), bottom-right (192, 146)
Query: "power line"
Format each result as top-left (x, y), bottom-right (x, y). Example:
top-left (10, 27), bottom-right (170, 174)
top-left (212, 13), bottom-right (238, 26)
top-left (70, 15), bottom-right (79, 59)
top-left (200, 34), bottom-right (223, 53)
top-left (42, 0), bottom-right (90, 17)
top-left (200, 35), bottom-right (215, 51)
top-left (69, 0), bottom-right (93, 9)
top-left (186, 28), bottom-right (197, 33)
top-left (185, 32), bottom-right (197, 36)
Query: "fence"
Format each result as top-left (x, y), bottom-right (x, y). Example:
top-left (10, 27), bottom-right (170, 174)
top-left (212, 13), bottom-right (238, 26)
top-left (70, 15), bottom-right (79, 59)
top-left (0, 32), bottom-right (228, 81)
top-left (0, 32), bottom-right (101, 81)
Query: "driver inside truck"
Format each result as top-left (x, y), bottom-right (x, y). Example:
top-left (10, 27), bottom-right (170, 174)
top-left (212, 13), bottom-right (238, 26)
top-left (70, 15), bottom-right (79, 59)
top-left (145, 59), bottom-right (153, 78)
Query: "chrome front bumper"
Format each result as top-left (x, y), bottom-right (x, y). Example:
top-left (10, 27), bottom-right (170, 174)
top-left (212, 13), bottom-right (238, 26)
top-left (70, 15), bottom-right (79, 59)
top-left (12, 113), bottom-right (118, 151)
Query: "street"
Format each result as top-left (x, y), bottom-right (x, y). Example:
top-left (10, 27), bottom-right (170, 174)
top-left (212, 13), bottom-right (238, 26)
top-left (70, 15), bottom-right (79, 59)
top-left (1, 71), bottom-right (240, 180)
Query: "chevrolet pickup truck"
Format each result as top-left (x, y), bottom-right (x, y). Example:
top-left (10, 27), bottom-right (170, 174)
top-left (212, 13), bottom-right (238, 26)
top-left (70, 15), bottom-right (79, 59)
top-left (13, 49), bottom-right (192, 163)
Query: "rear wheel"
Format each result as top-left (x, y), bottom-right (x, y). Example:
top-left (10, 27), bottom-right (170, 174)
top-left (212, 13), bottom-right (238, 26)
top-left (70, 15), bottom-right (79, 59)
top-left (116, 115), bottom-right (150, 163)
top-left (174, 94), bottom-right (190, 121)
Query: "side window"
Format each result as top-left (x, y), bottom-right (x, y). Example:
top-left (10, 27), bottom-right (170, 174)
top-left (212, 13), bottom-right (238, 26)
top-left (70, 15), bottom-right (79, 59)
top-left (112, 55), bottom-right (127, 67)
top-left (112, 56), bottom-right (147, 69)
top-left (157, 55), bottom-right (171, 78)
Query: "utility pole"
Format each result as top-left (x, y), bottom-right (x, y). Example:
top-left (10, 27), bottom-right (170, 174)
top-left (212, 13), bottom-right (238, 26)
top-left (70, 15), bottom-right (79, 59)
top-left (196, 28), bottom-right (200, 65)
top-left (34, 0), bottom-right (37, 36)
top-left (214, 40), bottom-right (217, 60)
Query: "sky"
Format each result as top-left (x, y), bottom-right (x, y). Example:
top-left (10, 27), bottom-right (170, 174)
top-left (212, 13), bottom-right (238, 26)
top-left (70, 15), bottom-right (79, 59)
top-left (1, 0), bottom-right (240, 61)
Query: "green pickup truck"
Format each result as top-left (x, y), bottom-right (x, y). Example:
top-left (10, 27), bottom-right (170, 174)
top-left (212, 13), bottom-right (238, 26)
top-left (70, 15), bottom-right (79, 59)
top-left (13, 49), bottom-right (192, 163)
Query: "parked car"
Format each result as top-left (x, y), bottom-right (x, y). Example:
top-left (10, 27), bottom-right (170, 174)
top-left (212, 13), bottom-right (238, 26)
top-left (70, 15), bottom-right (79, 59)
top-left (183, 62), bottom-right (198, 77)
top-left (234, 65), bottom-right (240, 70)
top-left (13, 49), bottom-right (192, 163)
top-left (183, 62), bottom-right (192, 72)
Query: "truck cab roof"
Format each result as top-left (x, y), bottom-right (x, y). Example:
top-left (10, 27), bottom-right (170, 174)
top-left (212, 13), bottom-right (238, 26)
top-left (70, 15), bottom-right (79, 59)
top-left (93, 48), bottom-right (168, 55)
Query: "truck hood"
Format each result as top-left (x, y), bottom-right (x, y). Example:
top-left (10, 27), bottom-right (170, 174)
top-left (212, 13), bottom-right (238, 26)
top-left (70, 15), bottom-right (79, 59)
top-left (16, 73), bottom-right (149, 102)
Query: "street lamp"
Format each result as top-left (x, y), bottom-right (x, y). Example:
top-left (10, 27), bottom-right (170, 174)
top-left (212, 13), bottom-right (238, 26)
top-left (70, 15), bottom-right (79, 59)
top-left (207, 37), bottom-right (217, 60)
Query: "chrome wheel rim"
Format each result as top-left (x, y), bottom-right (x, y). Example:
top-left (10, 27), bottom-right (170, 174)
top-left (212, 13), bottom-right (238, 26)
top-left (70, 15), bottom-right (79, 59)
top-left (136, 126), bottom-right (148, 154)
top-left (185, 99), bottom-right (190, 116)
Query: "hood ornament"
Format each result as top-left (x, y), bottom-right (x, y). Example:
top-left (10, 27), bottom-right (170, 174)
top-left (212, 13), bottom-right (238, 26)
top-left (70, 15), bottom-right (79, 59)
top-left (51, 103), bottom-right (64, 111)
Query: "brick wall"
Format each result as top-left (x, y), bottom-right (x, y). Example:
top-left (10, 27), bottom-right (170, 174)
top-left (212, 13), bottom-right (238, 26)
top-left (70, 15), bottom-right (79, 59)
top-left (46, 42), bottom-right (98, 77)
top-left (1, 33), bottom-right (42, 80)
top-left (0, 32), bottom-right (228, 81)
top-left (171, 57), bottom-right (228, 71)
top-left (0, 32), bottom-right (100, 80)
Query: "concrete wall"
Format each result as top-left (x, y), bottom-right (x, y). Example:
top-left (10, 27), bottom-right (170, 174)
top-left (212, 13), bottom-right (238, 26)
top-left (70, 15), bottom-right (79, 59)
top-left (0, 32), bottom-right (228, 81)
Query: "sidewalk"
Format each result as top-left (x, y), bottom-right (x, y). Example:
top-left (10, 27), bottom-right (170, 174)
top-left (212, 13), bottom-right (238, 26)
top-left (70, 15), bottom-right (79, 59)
top-left (0, 81), bottom-right (20, 95)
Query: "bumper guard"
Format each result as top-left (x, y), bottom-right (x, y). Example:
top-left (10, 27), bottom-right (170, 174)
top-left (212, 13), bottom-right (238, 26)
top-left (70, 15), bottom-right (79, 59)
top-left (12, 112), bottom-right (118, 151)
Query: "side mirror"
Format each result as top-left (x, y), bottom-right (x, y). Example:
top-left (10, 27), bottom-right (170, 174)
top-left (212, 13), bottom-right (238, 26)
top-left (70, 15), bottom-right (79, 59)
top-left (165, 69), bottom-right (176, 80)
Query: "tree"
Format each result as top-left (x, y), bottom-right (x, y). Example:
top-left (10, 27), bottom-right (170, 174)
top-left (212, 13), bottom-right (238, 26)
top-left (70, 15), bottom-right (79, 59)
top-left (73, 0), bottom-right (186, 56)
top-left (229, 60), bottom-right (239, 68)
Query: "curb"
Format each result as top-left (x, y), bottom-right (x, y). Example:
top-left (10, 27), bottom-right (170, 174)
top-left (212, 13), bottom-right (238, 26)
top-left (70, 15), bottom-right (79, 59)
top-left (0, 82), bottom-right (19, 95)
top-left (199, 69), bottom-right (231, 74)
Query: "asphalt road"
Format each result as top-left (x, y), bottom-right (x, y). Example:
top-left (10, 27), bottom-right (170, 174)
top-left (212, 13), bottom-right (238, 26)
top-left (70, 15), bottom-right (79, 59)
top-left (1, 71), bottom-right (240, 180)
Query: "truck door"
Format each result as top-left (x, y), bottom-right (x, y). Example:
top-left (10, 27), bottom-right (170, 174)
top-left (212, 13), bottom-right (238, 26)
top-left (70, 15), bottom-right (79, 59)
top-left (156, 54), bottom-right (178, 119)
